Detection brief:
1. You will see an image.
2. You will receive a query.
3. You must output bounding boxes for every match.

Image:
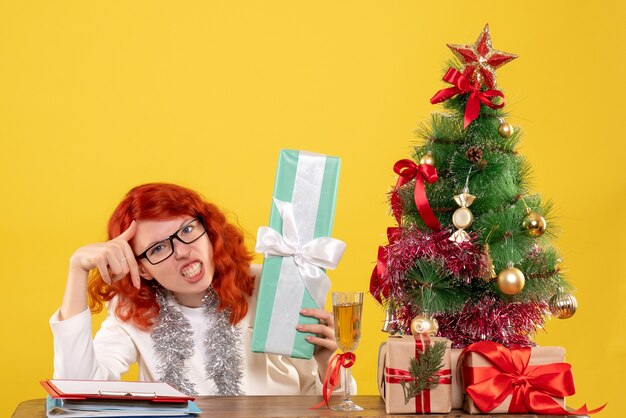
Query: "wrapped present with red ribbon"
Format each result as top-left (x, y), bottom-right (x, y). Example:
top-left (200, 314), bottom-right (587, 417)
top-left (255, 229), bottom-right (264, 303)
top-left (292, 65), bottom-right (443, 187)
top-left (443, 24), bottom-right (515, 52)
top-left (378, 335), bottom-right (452, 414)
top-left (461, 341), bottom-right (606, 415)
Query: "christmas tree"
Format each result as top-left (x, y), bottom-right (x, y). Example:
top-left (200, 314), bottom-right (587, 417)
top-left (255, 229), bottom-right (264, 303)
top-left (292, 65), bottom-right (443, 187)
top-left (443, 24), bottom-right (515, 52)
top-left (370, 25), bottom-right (578, 348)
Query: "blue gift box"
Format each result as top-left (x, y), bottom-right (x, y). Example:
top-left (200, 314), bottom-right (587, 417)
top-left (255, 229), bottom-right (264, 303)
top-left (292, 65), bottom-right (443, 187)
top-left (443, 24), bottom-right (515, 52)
top-left (252, 149), bottom-right (343, 359)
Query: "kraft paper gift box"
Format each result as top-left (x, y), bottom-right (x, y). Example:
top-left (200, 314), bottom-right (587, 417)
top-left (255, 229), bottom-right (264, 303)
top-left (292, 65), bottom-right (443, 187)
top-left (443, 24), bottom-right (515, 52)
top-left (252, 150), bottom-right (344, 359)
top-left (451, 348), bottom-right (464, 410)
top-left (377, 342), bottom-right (387, 399)
top-left (462, 343), bottom-right (567, 414)
top-left (378, 335), bottom-right (452, 414)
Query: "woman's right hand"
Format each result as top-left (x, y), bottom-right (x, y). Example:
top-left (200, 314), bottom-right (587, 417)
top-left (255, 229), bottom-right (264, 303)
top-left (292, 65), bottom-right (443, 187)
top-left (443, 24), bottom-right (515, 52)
top-left (60, 221), bottom-right (142, 321)
top-left (69, 221), bottom-right (142, 289)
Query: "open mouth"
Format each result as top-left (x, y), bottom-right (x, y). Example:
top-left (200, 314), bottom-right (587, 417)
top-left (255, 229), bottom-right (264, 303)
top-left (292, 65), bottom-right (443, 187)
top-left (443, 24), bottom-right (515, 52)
top-left (181, 261), bottom-right (203, 279)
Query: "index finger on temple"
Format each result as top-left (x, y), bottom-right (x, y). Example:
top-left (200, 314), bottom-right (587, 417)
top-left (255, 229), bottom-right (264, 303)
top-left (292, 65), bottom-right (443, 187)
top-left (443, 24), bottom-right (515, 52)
top-left (115, 220), bottom-right (138, 242)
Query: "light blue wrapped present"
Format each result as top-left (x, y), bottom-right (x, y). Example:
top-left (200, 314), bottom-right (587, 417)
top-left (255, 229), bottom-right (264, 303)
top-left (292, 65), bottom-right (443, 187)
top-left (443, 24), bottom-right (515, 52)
top-left (252, 150), bottom-right (345, 359)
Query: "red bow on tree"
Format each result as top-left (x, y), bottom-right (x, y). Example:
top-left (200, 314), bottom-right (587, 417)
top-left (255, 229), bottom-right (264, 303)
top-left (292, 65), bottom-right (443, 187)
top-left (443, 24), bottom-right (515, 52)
top-left (369, 227), bottom-right (400, 303)
top-left (430, 67), bottom-right (505, 129)
top-left (391, 160), bottom-right (441, 231)
top-left (461, 341), bottom-right (606, 415)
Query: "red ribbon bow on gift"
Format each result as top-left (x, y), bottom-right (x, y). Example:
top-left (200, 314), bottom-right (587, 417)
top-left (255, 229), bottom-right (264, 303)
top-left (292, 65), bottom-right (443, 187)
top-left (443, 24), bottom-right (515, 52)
top-left (385, 367), bottom-right (452, 413)
top-left (430, 67), bottom-right (505, 129)
top-left (369, 227), bottom-right (400, 303)
top-left (461, 341), bottom-right (606, 415)
top-left (311, 352), bottom-right (356, 409)
top-left (391, 160), bottom-right (441, 230)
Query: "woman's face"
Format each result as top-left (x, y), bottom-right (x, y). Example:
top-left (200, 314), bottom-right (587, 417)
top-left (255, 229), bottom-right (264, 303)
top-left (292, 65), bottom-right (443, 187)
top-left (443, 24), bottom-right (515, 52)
top-left (132, 217), bottom-right (215, 307)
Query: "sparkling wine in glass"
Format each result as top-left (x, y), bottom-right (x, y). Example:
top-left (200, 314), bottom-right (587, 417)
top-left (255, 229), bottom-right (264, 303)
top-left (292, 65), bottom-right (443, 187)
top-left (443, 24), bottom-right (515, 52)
top-left (332, 291), bottom-right (363, 411)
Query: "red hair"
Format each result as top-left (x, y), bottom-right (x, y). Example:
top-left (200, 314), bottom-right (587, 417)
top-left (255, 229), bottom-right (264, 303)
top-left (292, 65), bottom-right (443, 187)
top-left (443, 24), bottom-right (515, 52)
top-left (88, 183), bottom-right (254, 330)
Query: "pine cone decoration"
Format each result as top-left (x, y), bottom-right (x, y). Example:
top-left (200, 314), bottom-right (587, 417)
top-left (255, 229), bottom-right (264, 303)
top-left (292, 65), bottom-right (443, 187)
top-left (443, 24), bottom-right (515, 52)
top-left (465, 146), bottom-right (483, 163)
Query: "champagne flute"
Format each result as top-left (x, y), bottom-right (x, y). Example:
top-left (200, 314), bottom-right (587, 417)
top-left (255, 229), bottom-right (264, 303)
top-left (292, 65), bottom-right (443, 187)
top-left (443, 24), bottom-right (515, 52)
top-left (331, 291), bottom-right (363, 411)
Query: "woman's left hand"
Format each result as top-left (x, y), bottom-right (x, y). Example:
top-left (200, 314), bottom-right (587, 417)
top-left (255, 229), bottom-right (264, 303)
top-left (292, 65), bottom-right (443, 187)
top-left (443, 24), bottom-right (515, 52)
top-left (297, 308), bottom-right (337, 380)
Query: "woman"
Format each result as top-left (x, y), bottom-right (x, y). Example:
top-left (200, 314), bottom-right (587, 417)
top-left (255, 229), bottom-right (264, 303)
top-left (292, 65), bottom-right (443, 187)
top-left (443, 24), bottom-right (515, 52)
top-left (51, 182), bottom-right (339, 396)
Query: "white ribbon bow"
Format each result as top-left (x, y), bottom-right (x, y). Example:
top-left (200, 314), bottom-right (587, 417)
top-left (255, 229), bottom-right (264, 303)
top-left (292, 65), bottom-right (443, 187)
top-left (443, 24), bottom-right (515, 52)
top-left (255, 198), bottom-right (346, 309)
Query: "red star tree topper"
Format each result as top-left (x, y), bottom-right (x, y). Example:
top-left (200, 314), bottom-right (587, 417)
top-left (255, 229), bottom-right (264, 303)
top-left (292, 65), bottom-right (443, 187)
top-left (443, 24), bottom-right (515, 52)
top-left (447, 24), bottom-right (517, 89)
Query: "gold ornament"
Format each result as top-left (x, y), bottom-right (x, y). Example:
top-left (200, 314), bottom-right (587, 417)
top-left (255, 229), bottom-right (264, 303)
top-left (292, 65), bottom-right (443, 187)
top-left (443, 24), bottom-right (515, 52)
top-left (522, 211), bottom-right (547, 237)
top-left (498, 122), bottom-right (514, 138)
top-left (549, 292), bottom-right (577, 319)
top-left (450, 188), bottom-right (476, 243)
top-left (419, 151), bottom-right (436, 166)
top-left (410, 314), bottom-right (439, 336)
top-left (496, 265), bottom-right (525, 295)
top-left (452, 207), bottom-right (473, 229)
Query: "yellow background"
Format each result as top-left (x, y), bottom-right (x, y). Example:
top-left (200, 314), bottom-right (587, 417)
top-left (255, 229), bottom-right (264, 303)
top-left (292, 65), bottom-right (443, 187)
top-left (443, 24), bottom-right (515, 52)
top-left (1, 1), bottom-right (624, 416)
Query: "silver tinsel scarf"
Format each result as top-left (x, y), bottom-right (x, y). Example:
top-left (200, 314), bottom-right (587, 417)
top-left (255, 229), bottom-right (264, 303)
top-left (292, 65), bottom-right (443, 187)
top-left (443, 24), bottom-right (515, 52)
top-left (152, 284), bottom-right (244, 396)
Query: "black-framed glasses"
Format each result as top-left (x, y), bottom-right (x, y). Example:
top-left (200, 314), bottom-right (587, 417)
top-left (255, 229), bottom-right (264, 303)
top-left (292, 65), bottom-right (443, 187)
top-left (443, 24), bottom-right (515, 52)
top-left (135, 217), bottom-right (207, 265)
